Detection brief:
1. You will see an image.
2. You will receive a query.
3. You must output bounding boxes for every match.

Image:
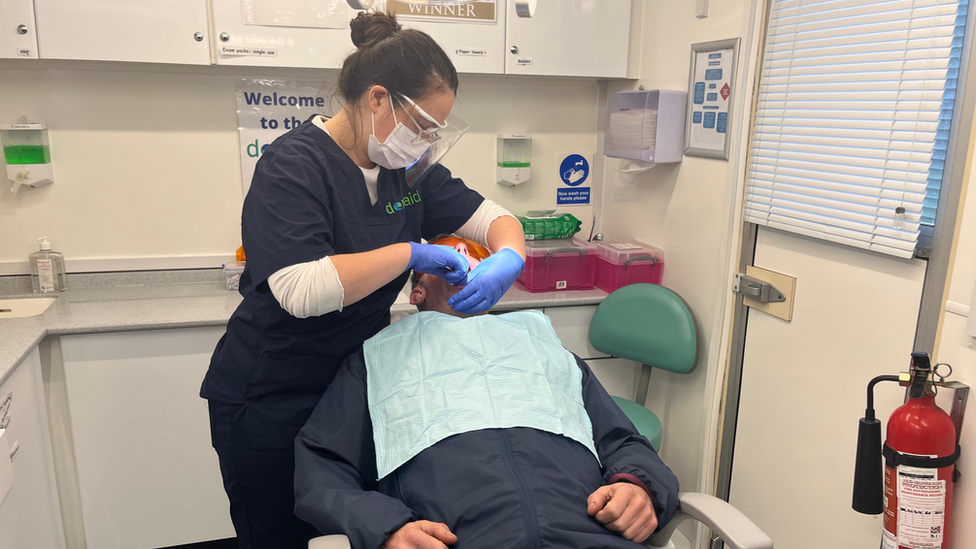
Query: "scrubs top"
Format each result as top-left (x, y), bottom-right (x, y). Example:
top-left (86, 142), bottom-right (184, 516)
top-left (201, 115), bottom-right (484, 449)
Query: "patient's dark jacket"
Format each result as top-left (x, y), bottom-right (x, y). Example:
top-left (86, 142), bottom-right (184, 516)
top-left (294, 349), bottom-right (680, 549)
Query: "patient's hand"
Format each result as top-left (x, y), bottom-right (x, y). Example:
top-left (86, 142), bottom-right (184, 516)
top-left (587, 482), bottom-right (659, 544)
top-left (383, 520), bottom-right (458, 549)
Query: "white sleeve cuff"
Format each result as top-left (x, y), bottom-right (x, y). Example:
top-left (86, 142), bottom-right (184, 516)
top-left (455, 199), bottom-right (518, 250)
top-left (267, 256), bottom-right (345, 318)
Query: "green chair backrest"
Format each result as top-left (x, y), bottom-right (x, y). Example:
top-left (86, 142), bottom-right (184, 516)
top-left (589, 284), bottom-right (698, 374)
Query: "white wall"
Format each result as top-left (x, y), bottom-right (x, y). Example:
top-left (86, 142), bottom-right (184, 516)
top-left (0, 60), bottom-right (598, 271)
top-left (597, 0), bottom-right (757, 519)
top-left (935, 119), bottom-right (976, 547)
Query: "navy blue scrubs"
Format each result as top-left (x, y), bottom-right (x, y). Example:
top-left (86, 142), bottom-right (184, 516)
top-left (201, 115), bottom-right (484, 549)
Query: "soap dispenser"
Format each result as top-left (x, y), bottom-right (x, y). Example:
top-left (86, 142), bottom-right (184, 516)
top-left (30, 237), bottom-right (66, 293)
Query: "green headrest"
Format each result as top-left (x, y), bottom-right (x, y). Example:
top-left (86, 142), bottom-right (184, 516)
top-left (589, 284), bottom-right (698, 374)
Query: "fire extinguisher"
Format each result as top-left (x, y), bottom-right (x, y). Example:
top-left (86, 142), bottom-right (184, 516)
top-left (852, 352), bottom-right (962, 549)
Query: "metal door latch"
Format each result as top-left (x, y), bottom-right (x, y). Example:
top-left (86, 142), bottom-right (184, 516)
top-left (733, 272), bottom-right (786, 303)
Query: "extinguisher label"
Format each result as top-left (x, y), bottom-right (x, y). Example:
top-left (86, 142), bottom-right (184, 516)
top-left (882, 530), bottom-right (898, 549)
top-left (896, 465), bottom-right (946, 548)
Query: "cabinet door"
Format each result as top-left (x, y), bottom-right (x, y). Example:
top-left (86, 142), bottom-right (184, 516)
top-left (61, 328), bottom-right (233, 549)
top-left (0, 348), bottom-right (65, 549)
top-left (33, 0), bottom-right (211, 64)
top-left (394, 0), bottom-right (506, 74)
top-left (544, 305), bottom-right (610, 360)
top-left (504, 0), bottom-right (631, 78)
top-left (585, 357), bottom-right (638, 401)
top-left (0, 0), bottom-right (38, 58)
top-left (211, 0), bottom-right (355, 68)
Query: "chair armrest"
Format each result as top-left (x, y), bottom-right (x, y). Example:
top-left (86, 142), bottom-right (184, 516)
top-left (308, 534), bottom-right (352, 549)
top-left (647, 492), bottom-right (772, 549)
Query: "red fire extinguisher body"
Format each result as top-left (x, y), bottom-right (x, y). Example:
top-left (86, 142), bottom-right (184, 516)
top-left (883, 394), bottom-right (957, 549)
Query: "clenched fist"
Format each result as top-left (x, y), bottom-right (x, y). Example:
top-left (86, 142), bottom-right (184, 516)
top-left (587, 482), bottom-right (659, 544)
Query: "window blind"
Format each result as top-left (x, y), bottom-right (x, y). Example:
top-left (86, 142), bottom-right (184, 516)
top-left (745, 0), bottom-right (967, 258)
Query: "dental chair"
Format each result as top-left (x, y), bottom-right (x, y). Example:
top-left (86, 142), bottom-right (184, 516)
top-left (308, 285), bottom-right (772, 549)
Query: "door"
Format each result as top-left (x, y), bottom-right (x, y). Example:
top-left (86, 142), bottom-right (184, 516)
top-left (726, 228), bottom-right (927, 549)
top-left (0, 348), bottom-right (65, 549)
top-left (0, 0), bottom-right (38, 59)
top-left (504, 0), bottom-right (631, 78)
top-left (60, 328), bottom-right (234, 549)
top-left (33, 0), bottom-right (211, 64)
top-left (210, 0), bottom-right (354, 68)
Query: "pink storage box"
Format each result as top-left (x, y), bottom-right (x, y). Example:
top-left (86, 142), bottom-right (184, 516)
top-left (516, 238), bottom-right (597, 293)
top-left (594, 241), bottom-right (664, 293)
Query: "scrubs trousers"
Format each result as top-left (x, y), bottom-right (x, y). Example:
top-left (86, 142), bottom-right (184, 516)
top-left (209, 401), bottom-right (320, 549)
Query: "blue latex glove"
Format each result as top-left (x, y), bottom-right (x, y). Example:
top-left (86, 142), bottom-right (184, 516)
top-left (408, 242), bottom-right (469, 285)
top-left (447, 248), bottom-right (525, 314)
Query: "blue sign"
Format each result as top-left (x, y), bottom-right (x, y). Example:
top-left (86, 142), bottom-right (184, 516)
top-left (693, 111), bottom-right (702, 124)
top-left (694, 82), bottom-right (706, 104)
top-left (559, 154), bottom-right (589, 187)
top-left (705, 68), bottom-right (723, 80)
top-left (703, 112), bottom-right (716, 129)
top-left (717, 112), bottom-right (728, 134)
top-left (707, 93), bottom-right (718, 102)
top-left (557, 187), bottom-right (590, 205)
top-left (709, 53), bottom-right (723, 59)
top-left (709, 84), bottom-right (717, 89)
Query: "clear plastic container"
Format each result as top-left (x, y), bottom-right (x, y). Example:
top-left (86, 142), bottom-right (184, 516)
top-left (594, 241), bottom-right (665, 293)
top-left (1, 123), bottom-right (51, 165)
top-left (604, 90), bottom-right (687, 163)
top-left (222, 261), bottom-right (246, 291)
top-left (516, 238), bottom-right (597, 293)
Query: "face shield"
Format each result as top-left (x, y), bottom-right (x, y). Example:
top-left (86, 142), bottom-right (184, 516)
top-left (399, 99), bottom-right (469, 188)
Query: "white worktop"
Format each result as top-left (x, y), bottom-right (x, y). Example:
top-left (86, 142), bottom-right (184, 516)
top-left (0, 277), bottom-right (606, 386)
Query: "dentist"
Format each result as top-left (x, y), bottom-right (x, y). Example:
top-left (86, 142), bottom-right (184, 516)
top-left (201, 11), bottom-right (526, 549)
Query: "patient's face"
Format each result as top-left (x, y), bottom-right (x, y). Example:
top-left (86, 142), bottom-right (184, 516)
top-left (410, 238), bottom-right (488, 317)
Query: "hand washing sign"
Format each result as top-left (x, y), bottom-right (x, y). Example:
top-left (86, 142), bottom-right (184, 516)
top-left (556, 153), bottom-right (591, 206)
top-left (237, 79), bottom-right (330, 196)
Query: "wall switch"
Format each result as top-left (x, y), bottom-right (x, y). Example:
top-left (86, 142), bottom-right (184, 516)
top-left (697, 0), bottom-right (709, 18)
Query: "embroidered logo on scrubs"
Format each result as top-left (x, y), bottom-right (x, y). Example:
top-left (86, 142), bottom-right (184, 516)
top-left (385, 190), bottom-right (423, 215)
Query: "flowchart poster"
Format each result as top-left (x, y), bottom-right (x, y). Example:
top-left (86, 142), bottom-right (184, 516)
top-left (688, 47), bottom-right (734, 152)
top-left (237, 79), bottom-right (330, 196)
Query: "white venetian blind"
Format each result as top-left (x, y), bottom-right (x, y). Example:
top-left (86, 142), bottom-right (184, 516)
top-left (745, 0), bottom-right (963, 258)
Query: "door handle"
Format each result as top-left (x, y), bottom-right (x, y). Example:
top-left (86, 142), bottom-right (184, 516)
top-left (733, 273), bottom-right (786, 303)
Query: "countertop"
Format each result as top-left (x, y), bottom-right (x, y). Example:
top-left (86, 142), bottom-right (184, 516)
top-left (0, 279), bottom-right (606, 386)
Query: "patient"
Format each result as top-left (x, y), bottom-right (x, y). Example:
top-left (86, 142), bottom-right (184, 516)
top-left (294, 237), bottom-right (680, 549)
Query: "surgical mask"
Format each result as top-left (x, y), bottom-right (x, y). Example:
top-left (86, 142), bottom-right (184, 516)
top-left (368, 96), bottom-right (444, 171)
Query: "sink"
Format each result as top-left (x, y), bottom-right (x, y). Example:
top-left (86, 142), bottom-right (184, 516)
top-left (0, 297), bottom-right (57, 319)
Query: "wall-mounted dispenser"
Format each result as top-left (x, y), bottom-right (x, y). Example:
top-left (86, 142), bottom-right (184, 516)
top-left (604, 90), bottom-right (687, 168)
top-left (497, 134), bottom-right (531, 187)
top-left (1, 122), bottom-right (54, 193)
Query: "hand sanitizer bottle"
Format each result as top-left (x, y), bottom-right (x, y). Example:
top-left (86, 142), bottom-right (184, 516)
top-left (30, 237), bottom-right (67, 293)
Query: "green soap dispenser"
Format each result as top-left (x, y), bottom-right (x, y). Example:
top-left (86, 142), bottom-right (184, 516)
top-left (30, 237), bottom-right (66, 293)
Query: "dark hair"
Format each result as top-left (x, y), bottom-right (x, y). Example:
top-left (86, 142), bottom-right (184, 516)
top-left (339, 11), bottom-right (459, 108)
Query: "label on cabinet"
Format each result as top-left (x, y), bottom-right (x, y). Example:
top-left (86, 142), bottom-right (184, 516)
top-left (389, 0), bottom-right (497, 23)
top-left (220, 46), bottom-right (278, 58)
top-left (17, 48), bottom-right (32, 57)
top-left (456, 48), bottom-right (488, 57)
top-left (516, 58), bottom-right (533, 66)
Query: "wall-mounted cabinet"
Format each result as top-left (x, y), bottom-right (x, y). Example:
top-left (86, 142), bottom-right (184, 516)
top-left (504, 0), bottom-right (632, 78)
top-left (0, 0), bottom-right (38, 59)
top-left (210, 0), bottom-right (355, 68)
top-left (32, 0), bottom-right (211, 64)
top-left (17, 0), bottom-right (634, 77)
top-left (395, 0), bottom-right (507, 75)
